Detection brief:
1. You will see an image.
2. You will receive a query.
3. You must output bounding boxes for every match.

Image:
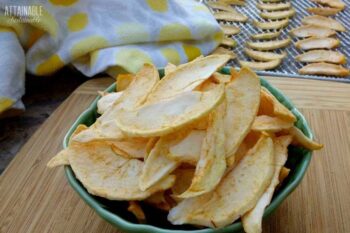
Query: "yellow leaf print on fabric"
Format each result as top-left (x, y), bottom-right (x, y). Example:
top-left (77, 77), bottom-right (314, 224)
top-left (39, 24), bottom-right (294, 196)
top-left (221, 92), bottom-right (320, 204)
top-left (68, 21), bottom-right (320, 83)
top-left (146, 0), bottom-right (168, 12)
top-left (161, 48), bottom-right (181, 65)
top-left (0, 98), bottom-right (14, 114)
top-left (115, 49), bottom-right (152, 73)
top-left (49, 0), bottom-right (78, 6)
top-left (116, 23), bottom-right (150, 44)
top-left (67, 13), bottom-right (88, 32)
top-left (29, 7), bottom-right (58, 37)
top-left (159, 23), bottom-right (192, 42)
top-left (36, 54), bottom-right (65, 75)
top-left (182, 44), bottom-right (201, 61)
top-left (70, 36), bottom-right (108, 59)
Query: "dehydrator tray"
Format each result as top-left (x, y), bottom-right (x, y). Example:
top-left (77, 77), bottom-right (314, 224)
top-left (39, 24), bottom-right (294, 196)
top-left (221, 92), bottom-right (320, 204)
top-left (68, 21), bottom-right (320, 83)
top-left (205, 0), bottom-right (350, 83)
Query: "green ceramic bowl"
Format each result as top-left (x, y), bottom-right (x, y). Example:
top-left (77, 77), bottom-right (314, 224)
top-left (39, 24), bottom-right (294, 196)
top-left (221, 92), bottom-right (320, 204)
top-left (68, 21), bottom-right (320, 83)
top-left (63, 67), bottom-right (313, 233)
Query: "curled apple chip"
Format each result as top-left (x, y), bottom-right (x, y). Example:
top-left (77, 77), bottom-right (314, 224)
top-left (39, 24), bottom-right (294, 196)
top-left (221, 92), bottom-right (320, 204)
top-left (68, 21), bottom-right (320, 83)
top-left (302, 15), bottom-right (345, 32)
top-left (290, 25), bottom-right (336, 38)
top-left (260, 8), bottom-right (296, 20)
top-left (47, 148), bottom-right (70, 168)
top-left (295, 37), bottom-right (339, 50)
top-left (212, 47), bottom-right (237, 59)
top-left (214, 11), bottom-right (248, 22)
top-left (307, 7), bottom-right (341, 16)
top-left (252, 115), bottom-right (294, 133)
top-left (139, 137), bottom-right (179, 191)
top-left (253, 19), bottom-right (289, 30)
top-left (73, 64), bottom-right (159, 142)
top-left (208, 1), bottom-right (238, 13)
top-left (128, 201), bottom-right (146, 222)
top-left (239, 59), bottom-right (282, 70)
top-left (310, 0), bottom-right (345, 10)
top-left (257, 2), bottom-right (291, 10)
top-left (247, 38), bottom-right (291, 51)
top-left (244, 48), bottom-right (286, 61)
top-left (220, 24), bottom-right (240, 35)
top-left (299, 62), bottom-right (350, 77)
top-left (97, 92), bottom-right (123, 114)
top-left (146, 55), bottom-right (230, 103)
top-left (279, 166), bottom-right (290, 183)
top-left (168, 135), bottom-right (275, 228)
top-left (289, 126), bottom-right (324, 150)
top-left (296, 50), bottom-right (346, 64)
top-left (259, 87), bottom-right (296, 122)
top-left (251, 31), bottom-right (281, 40)
top-left (116, 74), bottom-right (134, 92)
top-left (242, 135), bottom-right (292, 233)
top-left (220, 0), bottom-right (246, 6)
top-left (145, 191), bottom-right (174, 211)
top-left (177, 103), bottom-right (227, 198)
top-left (116, 84), bottom-right (224, 137)
top-left (221, 37), bottom-right (237, 47)
top-left (65, 142), bottom-right (176, 200)
top-left (224, 67), bottom-right (261, 160)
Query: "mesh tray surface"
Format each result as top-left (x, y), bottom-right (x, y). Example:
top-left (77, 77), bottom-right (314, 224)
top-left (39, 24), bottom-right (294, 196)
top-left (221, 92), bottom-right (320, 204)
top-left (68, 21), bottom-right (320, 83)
top-left (205, 0), bottom-right (350, 82)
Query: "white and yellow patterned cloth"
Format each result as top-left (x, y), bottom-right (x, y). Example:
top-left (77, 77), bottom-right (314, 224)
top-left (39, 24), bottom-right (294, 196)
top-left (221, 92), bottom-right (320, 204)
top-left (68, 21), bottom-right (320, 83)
top-left (0, 0), bottom-right (222, 114)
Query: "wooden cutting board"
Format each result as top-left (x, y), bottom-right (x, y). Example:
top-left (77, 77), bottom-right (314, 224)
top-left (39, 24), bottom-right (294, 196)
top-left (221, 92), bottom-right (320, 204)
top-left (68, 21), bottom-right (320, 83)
top-left (1, 76), bottom-right (350, 233)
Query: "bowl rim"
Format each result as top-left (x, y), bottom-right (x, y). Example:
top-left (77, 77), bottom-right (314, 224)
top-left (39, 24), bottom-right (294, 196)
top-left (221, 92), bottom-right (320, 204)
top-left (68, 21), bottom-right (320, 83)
top-left (63, 67), bottom-right (313, 233)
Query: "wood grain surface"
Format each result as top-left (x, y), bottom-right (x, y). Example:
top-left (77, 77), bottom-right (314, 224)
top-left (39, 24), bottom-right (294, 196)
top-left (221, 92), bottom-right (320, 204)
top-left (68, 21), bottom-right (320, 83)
top-left (1, 76), bottom-right (349, 233)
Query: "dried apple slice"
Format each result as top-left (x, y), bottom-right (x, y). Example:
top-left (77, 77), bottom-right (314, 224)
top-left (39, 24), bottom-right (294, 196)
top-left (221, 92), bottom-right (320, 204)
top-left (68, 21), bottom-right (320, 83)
top-left (296, 50), bottom-right (346, 64)
top-left (244, 48), bottom-right (286, 61)
top-left (164, 63), bottom-right (177, 75)
top-left (177, 103), bottom-right (226, 198)
top-left (212, 47), bottom-right (237, 59)
top-left (242, 135), bottom-right (292, 233)
top-left (290, 25), bottom-right (336, 38)
top-left (299, 63), bottom-right (350, 77)
top-left (97, 92), bottom-right (123, 114)
top-left (218, 0), bottom-right (245, 6)
top-left (295, 37), bottom-right (339, 50)
top-left (146, 55), bottom-right (230, 103)
top-left (207, 1), bottom-right (238, 13)
top-left (253, 19), bottom-right (289, 30)
top-left (116, 84), bottom-right (225, 137)
top-left (251, 31), bottom-right (281, 40)
top-left (224, 67), bottom-right (261, 163)
top-left (214, 11), bottom-right (248, 22)
top-left (257, 2), bottom-right (291, 10)
top-left (302, 15), bottom-right (345, 32)
top-left (260, 8), bottom-right (296, 20)
top-left (247, 38), bottom-right (291, 50)
top-left (289, 126), bottom-right (324, 150)
top-left (220, 24), bottom-right (240, 35)
top-left (116, 74), bottom-right (134, 92)
top-left (310, 0), bottom-right (345, 10)
top-left (73, 64), bottom-right (159, 142)
top-left (221, 37), bottom-right (237, 47)
top-left (252, 115), bottom-right (294, 133)
top-left (307, 7), bottom-right (341, 16)
top-left (139, 138), bottom-right (179, 191)
top-left (259, 87), bottom-right (296, 122)
top-left (167, 135), bottom-right (275, 228)
top-left (239, 59), bottom-right (282, 70)
top-left (58, 142), bottom-right (175, 200)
